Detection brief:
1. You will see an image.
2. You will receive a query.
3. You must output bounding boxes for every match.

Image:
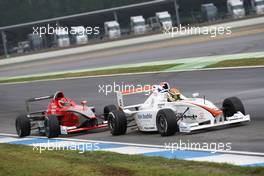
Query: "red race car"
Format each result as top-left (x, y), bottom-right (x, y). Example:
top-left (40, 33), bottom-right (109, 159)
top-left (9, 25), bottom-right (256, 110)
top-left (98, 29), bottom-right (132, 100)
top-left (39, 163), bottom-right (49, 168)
top-left (16, 91), bottom-right (110, 138)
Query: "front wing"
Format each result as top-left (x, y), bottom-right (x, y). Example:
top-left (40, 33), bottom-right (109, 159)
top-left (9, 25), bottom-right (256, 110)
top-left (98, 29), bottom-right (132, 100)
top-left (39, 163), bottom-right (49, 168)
top-left (179, 112), bottom-right (250, 133)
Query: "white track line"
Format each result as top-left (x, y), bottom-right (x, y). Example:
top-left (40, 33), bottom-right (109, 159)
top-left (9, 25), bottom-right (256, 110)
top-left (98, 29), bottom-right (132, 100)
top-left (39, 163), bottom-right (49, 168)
top-left (102, 146), bottom-right (165, 155)
top-left (187, 154), bottom-right (264, 165)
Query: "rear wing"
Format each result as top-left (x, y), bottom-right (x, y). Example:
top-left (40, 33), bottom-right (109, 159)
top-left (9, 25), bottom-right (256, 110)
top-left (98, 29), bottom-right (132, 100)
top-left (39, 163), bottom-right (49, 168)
top-left (26, 95), bottom-right (53, 114)
top-left (116, 85), bottom-right (154, 109)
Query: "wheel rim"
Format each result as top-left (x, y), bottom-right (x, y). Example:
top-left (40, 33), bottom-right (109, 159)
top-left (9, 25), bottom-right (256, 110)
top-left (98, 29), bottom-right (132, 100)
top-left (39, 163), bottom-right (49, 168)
top-left (158, 114), bottom-right (167, 133)
top-left (109, 113), bottom-right (116, 130)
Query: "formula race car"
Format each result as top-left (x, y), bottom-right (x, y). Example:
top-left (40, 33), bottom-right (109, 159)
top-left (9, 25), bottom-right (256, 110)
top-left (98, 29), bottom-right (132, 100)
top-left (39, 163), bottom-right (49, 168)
top-left (105, 82), bottom-right (250, 136)
top-left (16, 91), bottom-right (108, 138)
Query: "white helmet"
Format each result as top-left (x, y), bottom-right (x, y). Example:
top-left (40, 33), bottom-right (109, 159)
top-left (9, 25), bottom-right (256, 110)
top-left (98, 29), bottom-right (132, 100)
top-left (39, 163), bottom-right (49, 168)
top-left (157, 82), bottom-right (170, 92)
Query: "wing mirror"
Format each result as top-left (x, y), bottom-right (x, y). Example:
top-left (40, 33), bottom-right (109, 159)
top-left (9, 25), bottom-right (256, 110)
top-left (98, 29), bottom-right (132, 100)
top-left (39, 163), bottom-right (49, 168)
top-left (192, 92), bottom-right (200, 98)
top-left (81, 100), bottom-right (88, 105)
top-left (81, 100), bottom-right (88, 110)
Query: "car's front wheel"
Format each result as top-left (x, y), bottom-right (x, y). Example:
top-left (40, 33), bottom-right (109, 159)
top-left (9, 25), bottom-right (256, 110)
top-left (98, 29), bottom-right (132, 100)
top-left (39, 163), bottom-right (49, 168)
top-left (44, 115), bottom-right (60, 138)
top-left (156, 109), bottom-right (178, 136)
top-left (108, 109), bottom-right (127, 135)
top-left (222, 97), bottom-right (245, 119)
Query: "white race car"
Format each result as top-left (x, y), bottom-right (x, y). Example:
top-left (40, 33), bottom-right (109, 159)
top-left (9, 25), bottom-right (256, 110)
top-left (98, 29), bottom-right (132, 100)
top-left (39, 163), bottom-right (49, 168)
top-left (104, 82), bottom-right (250, 136)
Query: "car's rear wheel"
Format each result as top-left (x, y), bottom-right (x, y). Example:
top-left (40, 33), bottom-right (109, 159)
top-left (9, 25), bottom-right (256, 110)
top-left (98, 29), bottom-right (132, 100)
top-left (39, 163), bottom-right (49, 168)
top-left (16, 114), bottom-right (31, 137)
top-left (103, 104), bottom-right (117, 121)
top-left (44, 115), bottom-right (60, 138)
top-left (108, 109), bottom-right (127, 135)
top-left (156, 109), bottom-right (177, 136)
top-left (222, 97), bottom-right (245, 118)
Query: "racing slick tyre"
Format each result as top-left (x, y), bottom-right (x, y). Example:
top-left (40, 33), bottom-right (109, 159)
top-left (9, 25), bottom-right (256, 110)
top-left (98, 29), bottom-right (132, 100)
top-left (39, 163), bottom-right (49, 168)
top-left (16, 114), bottom-right (31, 137)
top-left (108, 109), bottom-right (127, 135)
top-left (222, 97), bottom-right (245, 118)
top-left (156, 109), bottom-right (178, 136)
top-left (44, 115), bottom-right (60, 138)
top-left (104, 104), bottom-right (117, 121)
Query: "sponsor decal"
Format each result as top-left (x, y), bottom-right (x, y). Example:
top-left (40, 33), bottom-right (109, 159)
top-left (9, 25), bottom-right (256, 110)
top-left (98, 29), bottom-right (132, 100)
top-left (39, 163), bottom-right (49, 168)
top-left (176, 112), bottom-right (197, 120)
top-left (138, 113), bottom-right (152, 119)
top-left (158, 104), bottom-right (165, 108)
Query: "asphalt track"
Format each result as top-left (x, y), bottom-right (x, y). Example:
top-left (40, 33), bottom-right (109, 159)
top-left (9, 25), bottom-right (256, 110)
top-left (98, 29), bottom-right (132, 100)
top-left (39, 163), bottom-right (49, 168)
top-left (0, 67), bottom-right (263, 153)
top-left (0, 29), bottom-right (264, 77)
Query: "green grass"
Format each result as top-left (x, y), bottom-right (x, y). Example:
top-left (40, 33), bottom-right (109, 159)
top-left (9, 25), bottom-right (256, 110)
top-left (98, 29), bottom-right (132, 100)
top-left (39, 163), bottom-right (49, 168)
top-left (0, 64), bottom-right (180, 84)
top-left (1, 57), bottom-right (264, 84)
top-left (0, 144), bottom-right (263, 176)
top-left (205, 58), bottom-right (264, 68)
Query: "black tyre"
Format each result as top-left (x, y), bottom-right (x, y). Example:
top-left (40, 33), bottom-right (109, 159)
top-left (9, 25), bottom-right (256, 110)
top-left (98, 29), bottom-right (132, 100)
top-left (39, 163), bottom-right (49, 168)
top-left (103, 104), bottom-right (117, 121)
top-left (108, 109), bottom-right (127, 135)
top-left (44, 115), bottom-right (60, 138)
top-left (156, 109), bottom-right (178, 136)
top-left (222, 97), bottom-right (245, 118)
top-left (16, 114), bottom-right (31, 137)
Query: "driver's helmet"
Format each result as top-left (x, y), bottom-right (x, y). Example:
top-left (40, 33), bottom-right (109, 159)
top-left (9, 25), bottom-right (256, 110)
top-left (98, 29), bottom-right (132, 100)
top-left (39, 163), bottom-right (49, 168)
top-left (168, 88), bottom-right (181, 101)
top-left (54, 91), bottom-right (65, 100)
top-left (54, 91), bottom-right (69, 107)
top-left (158, 82), bottom-right (170, 92)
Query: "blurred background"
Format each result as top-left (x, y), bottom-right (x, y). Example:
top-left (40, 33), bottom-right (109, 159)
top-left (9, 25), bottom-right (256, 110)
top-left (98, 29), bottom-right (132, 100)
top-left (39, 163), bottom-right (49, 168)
top-left (0, 0), bottom-right (263, 57)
